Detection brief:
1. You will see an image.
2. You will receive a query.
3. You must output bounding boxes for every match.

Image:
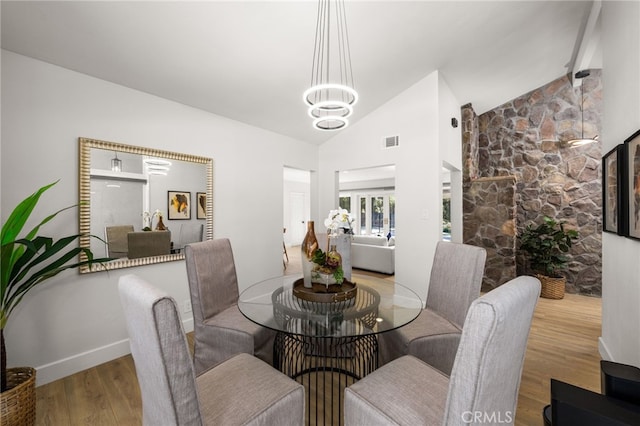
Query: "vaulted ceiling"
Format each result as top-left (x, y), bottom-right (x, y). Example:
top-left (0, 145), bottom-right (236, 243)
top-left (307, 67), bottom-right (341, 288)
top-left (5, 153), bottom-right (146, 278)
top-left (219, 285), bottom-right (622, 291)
top-left (1, 1), bottom-right (599, 145)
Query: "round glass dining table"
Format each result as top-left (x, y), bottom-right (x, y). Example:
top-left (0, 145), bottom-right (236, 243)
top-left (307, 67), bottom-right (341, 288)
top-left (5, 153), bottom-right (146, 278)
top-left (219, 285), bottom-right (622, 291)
top-left (238, 273), bottom-right (422, 426)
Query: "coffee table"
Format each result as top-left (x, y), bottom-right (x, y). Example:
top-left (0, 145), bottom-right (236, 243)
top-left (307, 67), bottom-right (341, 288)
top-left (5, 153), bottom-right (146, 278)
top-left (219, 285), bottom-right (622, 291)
top-left (238, 274), bottom-right (422, 425)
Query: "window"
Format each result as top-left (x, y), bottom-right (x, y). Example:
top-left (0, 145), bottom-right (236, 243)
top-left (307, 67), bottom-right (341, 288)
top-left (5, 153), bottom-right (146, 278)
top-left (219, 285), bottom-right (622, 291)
top-left (389, 196), bottom-right (395, 236)
top-left (345, 193), bottom-right (394, 235)
top-left (371, 197), bottom-right (384, 234)
top-left (442, 191), bottom-right (451, 241)
top-left (339, 196), bottom-right (350, 211)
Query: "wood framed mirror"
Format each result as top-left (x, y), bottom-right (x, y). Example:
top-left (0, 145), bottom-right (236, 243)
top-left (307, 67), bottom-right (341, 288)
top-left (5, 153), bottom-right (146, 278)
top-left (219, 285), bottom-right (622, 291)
top-left (78, 137), bottom-right (213, 273)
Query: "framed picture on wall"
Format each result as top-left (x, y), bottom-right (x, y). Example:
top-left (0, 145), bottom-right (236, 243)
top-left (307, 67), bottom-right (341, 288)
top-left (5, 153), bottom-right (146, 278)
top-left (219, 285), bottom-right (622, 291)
top-left (624, 129), bottom-right (640, 240)
top-left (602, 144), bottom-right (625, 235)
top-left (168, 190), bottom-right (191, 220)
top-left (197, 192), bottom-right (206, 219)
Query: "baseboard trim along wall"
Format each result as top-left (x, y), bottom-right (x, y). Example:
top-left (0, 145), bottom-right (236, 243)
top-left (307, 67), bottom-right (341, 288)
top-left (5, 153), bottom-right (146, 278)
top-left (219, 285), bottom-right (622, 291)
top-left (34, 318), bottom-right (194, 386)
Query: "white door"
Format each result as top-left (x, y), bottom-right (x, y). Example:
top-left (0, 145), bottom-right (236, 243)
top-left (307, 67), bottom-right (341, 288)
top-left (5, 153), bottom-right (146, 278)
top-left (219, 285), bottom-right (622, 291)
top-left (290, 192), bottom-right (306, 245)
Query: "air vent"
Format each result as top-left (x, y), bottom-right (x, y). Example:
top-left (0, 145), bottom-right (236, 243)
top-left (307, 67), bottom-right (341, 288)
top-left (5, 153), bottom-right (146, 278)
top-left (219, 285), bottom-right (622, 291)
top-left (384, 135), bottom-right (399, 148)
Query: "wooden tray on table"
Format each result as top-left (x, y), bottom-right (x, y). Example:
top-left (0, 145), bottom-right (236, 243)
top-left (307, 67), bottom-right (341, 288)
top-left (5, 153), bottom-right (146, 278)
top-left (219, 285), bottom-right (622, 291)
top-left (292, 278), bottom-right (357, 303)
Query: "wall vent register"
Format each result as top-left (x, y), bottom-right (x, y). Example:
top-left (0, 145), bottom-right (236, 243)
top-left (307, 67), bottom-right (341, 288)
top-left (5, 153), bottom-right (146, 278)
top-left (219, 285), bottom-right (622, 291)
top-left (384, 135), bottom-right (399, 148)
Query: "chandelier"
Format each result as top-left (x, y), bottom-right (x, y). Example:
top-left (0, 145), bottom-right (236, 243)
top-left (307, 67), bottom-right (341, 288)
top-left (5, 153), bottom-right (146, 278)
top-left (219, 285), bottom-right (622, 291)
top-left (303, 0), bottom-right (358, 131)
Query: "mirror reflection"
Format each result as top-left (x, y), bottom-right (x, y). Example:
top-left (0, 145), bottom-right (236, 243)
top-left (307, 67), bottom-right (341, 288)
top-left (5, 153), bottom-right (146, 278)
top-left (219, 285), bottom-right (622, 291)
top-left (79, 138), bottom-right (213, 273)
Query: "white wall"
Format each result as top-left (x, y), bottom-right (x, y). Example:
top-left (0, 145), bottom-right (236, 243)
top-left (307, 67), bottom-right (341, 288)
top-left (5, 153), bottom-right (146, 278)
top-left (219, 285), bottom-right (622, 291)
top-left (1, 50), bottom-right (318, 384)
top-left (599, 1), bottom-right (640, 366)
top-left (318, 70), bottom-right (461, 300)
top-left (438, 73), bottom-right (464, 243)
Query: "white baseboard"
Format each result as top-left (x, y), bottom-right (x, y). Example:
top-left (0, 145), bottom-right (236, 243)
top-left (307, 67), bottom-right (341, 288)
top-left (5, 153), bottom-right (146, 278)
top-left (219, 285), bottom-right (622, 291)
top-left (599, 336), bottom-right (612, 361)
top-left (35, 317), bottom-right (194, 386)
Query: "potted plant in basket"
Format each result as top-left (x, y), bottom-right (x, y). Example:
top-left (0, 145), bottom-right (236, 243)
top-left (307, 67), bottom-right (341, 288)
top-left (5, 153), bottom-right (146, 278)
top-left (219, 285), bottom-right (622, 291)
top-left (519, 216), bottom-right (578, 299)
top-left (1, 181), bottom-right (110, 425)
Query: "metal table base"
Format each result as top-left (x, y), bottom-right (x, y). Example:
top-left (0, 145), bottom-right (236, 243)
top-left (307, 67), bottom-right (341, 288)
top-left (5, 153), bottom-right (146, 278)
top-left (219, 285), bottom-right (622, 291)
top-left (274, 332), bottom-right (378, 426)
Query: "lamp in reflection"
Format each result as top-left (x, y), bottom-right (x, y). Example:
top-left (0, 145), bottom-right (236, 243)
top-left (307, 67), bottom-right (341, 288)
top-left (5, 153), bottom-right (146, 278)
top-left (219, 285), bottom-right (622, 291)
top-left (111, 152), bottom-right (122, 172)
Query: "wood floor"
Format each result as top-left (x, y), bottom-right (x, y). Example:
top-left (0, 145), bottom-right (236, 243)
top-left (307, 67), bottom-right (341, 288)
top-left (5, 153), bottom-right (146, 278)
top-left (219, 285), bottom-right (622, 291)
top-left (34, 253), bottom-right (602, 425)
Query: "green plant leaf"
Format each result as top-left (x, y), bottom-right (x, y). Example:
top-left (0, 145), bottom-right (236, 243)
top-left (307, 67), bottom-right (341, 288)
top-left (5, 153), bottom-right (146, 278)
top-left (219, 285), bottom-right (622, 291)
top-left (311, 248), bottom-right (326, 266)
top-left (1, 182), bottom-right (112, 331)
top-left (518, 216), bottom-right (579, 277)
top-left (0, 181), bottom-right (57, 246)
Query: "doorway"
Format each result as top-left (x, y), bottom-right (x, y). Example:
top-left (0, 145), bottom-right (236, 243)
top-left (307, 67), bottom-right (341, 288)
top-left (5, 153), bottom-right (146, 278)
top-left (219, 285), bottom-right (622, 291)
top-left (339, 165), bottom-right (395, 236)
top-left (283, 166), bottom-right (311, 247)
top-left (442, 163), bottom-right (462, 243)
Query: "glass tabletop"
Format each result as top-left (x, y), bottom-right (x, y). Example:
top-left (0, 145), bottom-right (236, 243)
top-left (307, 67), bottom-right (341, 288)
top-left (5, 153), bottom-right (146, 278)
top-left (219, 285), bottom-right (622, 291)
top-left (238, 274), bottom-right (423, 338)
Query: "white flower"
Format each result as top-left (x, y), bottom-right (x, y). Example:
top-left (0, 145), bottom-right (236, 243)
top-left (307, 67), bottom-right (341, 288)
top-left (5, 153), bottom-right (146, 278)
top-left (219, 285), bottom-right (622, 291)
top-left (142, 210), bottom-right (163, 229)
top-left (325, 208), bottom-right (354, 235)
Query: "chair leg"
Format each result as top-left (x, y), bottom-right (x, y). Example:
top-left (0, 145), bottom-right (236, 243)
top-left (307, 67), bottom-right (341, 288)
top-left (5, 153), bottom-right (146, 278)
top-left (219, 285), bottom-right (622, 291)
top-left (283, 242), bottom-right (287, 269)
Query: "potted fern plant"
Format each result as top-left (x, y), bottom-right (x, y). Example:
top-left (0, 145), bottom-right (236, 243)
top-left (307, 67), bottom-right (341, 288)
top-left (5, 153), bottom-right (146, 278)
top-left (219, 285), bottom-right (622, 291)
top-left (519, 216), bottom-right (578, 299)
top-left (1, 181), bottom-right (110, 425)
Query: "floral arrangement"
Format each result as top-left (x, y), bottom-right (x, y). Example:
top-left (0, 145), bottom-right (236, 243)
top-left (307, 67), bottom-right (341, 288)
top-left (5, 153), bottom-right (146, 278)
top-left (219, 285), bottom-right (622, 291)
top-left (324, 208), bottom-right (355, 236)
top-left (311, 248), bottom-right (344, 285)
top-left (142, 209), bottom-right (163, 231)
top-left (308, 208), bottom-right (354, 286)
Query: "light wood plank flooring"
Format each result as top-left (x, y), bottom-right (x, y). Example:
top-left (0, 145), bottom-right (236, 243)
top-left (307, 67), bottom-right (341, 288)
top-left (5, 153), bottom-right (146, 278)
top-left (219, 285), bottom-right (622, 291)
top-left (34, 252), bottom-right (602, 425)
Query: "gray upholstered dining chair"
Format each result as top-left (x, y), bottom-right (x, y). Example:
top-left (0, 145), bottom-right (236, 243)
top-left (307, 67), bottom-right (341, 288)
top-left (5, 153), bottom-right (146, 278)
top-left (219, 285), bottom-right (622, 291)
top-left (119, 274), bottom-right (304, 426)
top-left (184, 238), bottom-right (276, 374)
top-left (105, 225), bottom-right (134, 258)
top-left (127, 230), bottom-right (171, 259)
top-left (345, 275), bottom-right (541, 426)
top-left (378, 241), bottom-right (486, 375)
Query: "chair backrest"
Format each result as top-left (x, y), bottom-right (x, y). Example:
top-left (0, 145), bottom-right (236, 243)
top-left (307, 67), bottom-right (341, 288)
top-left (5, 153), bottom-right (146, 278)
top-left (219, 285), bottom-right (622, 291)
top-left (127, 230), bottom-right (171, 259)
top-left (184, 238), bottom-right (239, 324)
top-left (443, 276), bottom-right (541, 425)
top-left (105, 225), bottom-right (134, 258)
top-left (426, 241), bottom-right (487, 328)
top-left (118, 275), bottom-right (202, 426)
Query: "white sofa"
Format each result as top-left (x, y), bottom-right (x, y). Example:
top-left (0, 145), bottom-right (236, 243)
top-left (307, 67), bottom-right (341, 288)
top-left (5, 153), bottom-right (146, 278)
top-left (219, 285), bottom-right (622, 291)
top-left (351, 235), bottom-right (395, 274)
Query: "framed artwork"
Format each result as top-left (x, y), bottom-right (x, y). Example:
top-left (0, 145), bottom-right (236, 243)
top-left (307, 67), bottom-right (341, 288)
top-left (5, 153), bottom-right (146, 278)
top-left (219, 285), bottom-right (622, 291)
top-left (197, 192), bottom-right (206, 219)
top-left (624, 129), bottom-right (640, 240)
top-left (168, 191), bottom-right (191, 220)
top-left (602, 145), bottom-right (625, 235)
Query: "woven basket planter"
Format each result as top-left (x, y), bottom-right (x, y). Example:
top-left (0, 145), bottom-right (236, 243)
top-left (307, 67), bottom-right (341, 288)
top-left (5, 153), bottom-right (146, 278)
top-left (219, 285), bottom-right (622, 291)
top-left (537, 274), bottom-right (566, 299)
top-left (1, 367), bottom-right (36, 426)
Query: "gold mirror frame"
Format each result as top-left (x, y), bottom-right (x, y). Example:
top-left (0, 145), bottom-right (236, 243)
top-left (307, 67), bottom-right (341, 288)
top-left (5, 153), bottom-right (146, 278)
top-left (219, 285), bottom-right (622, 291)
top-left (78, 137), bottom-right (213, 273)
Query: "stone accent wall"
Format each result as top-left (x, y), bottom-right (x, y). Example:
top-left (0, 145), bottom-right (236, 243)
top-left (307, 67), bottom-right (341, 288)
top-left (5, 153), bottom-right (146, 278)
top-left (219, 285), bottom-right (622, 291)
top-left (462, 103), bottom-right (479, 182)
top-left (463, 176), bottom-right (516, 291)
top-left (462, 71), bottom-right (603, 296)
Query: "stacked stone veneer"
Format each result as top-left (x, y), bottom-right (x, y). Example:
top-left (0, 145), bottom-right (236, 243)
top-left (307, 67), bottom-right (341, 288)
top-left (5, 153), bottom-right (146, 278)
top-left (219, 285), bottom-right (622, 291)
top-left (463, 71), bottom-right (603, 295)
top-left (463, 176), bottom-right (516, 290)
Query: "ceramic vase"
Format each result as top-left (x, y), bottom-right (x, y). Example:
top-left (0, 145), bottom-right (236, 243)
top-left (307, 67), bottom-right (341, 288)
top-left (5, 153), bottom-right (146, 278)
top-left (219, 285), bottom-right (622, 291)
top-left (301, 221), bottom-right (319, 288)
top-left (330, 230), bottom-right (352, 281)
top-left (155, 216), bottom-right (167, 231)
